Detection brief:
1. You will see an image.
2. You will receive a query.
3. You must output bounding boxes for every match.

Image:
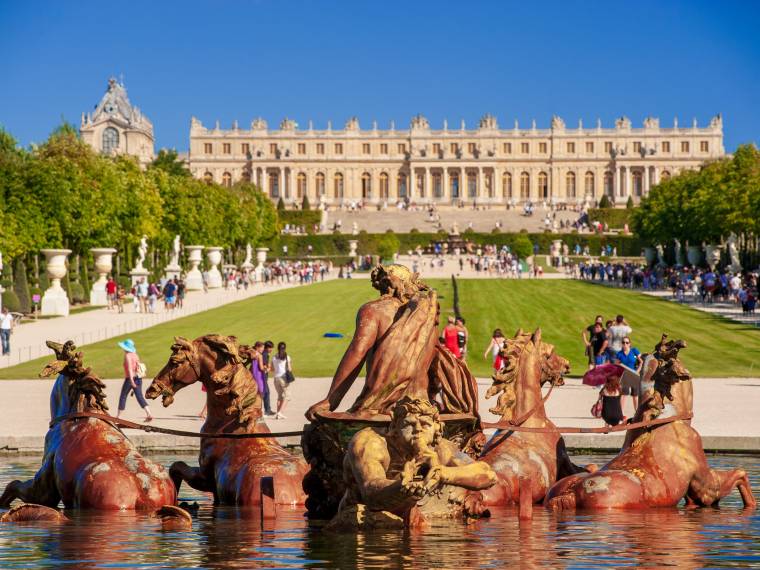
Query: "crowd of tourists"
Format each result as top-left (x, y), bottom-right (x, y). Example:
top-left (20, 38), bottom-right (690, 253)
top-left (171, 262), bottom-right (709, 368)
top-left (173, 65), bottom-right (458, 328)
top-left (116, 337), bottom-right (297, 423)
top-left (582, 314), bottom-right (643, 426)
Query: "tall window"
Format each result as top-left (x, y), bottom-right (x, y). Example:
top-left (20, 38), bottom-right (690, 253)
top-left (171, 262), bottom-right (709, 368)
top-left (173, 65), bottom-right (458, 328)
top-left (380, 143), bottom-right (388, 154)
top-left (204, 142), bottom-right (213, 154)
top-left (433, 173), bottom-right (442, 198)
top-left (520, 172), bottom-right (530, 199)
top-left (433, 143), bottom-right (441, 155)
top-left (269, 143), bottom-right (278, 155)
top-left (503, 142), bottom-right (512, 154)
top-left (633, 141), bottom-right (642, 153)
top-left (604, 141), bottom-right (612, 153)
top-left (222, 172), bottom-right (232, 187)
top-left (398, 173), bottom-right (407, 198)
top-left (521, 142), bottom-right (529, 154)
top-left (223, 143), bottom-right (231, 154)
top-left (269, 172), bottom-right (279, 198)
top-left (566, 172), bottom-right (576, 198)
top-left (333, 172), bottom-right (344, 199)
top-left (502, 172), bottom-right (512, 198)
top-left (700, 141), bottom-right (709, 152)
top-left (362, 143), bottom-right (371, 155)
top-left (584, 171), bottom-right (595, 195)
top-left (661, 141), bottom-right (671, 152)
top-left (296, 172), bottom-right (307, 199)
top-left (539, 142), bottom-right (547, 153)
top-left (586, 142), bottom-right (594, 153)
top-left (102, 127), bottom-right (119, 154)
top-left (316, 172), bottom-right (325, 196)
top-left (241, 143), bottom-right (250, 155)
top-left (486, 172), bottom-right (494, 198)
top-left (397, 143), bottom-right (406, 154)
top-left (467, 172), bottom-right (477, 198)
top-left (681, 141), bottom-right (690, 152)
top-left (379, 173), bottom-right (389, 199)
top-left (361, 172), bottom-right (372, 199)
top-left (450, 143), bottom-right (458, 154)
top-left (604, 171), bottom-right (613, 196)
top-left (335, 143), bottom-right (343, 154)
top-left (633, 171), bottom-right (643, 196)
top-left (316, 143), bottom-right (325, 154)
top-left (467, 142), bottom-right (476, 154)
top-left (538, 172), bottom-right (549, 198)
top-left (203, 171), bottom-right (213, 184)
top-left (297, 143), bottom-right (306, 154)
top-left (450, 173), bottom-right (460, 198)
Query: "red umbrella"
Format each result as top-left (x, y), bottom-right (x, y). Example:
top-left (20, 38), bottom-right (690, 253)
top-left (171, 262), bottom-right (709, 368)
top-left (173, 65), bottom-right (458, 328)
top-left (582, 363), bottom-right (624, 387)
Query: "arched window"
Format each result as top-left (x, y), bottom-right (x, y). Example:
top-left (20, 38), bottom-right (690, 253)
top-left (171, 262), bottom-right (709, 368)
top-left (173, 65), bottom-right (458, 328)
top-left (398, 173), bottom-right (407, 198)
top-left (450, 172), bottom-right (460, 199)
top-left (502, 172), bottom-right (512, 198)
top-left (297, 172), bottom-right (307, 199)
top-left (203, 171), bottom-right (213, 184)
top-left (379, 172), bottom-right (389, 199)
top-left (520, 172), bottom-right (530, 199)
top-left (222, 172), bottom-right (232, 188)
top-left (334, 172), bottom-right (344, 199)
top-left (661, 170), bottom-right (671, 180)
top-left (566, 172), bottom-right (576, 198)
top-left (433, 173), bottom-right (443, 198)
top-left (584, 171), bottom-right (595, 196)
top-left (102, 127), bottom-right (119, 154)
top-left (269, 172), bottom-right (279, 198)
top-left (361, 172), bottom-right (372, 199)
top-left (316, 172), bottom-right (325, 197)
top-left (538, 172), bottom-right (548, 198)
top-left (633, 171), bottom-right (643, 196)
top-left (604, 171), bottom-right (613, 196)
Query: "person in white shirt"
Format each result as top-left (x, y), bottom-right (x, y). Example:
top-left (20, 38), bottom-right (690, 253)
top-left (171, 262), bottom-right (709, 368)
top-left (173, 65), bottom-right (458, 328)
top-left (0, 307), bottom-right (13, 355)
top-left (271, 341), bottom-right (293, 420)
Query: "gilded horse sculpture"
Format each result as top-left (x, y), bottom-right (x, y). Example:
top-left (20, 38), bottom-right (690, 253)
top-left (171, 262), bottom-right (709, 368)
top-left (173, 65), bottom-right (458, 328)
top-left (145, 335), bottom-right (308, 506)
top-left (0, 341), bottom-right (176, 510)
top-left (479, 329), bottom-right (589, 506)
top-left (544, 337), bottom-right (756, 510)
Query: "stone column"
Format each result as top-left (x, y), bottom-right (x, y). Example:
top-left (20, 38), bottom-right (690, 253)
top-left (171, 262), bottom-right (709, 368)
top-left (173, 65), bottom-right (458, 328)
top-left (644, 166), bottom-right (651, 195)
top-left (625, 167), bottom-right (632, 198)
top-left (615, 166), bottom-right (621, 198)
top-left (425, 167), bottom-right (431, 201)
top-left (89, 247), bottom-right (117, 306)
top-left (185, 246), bottom-right (204, 290)
top-left (477, 168), bottom-right (484, 201)
top-left (461, 167), bottom-right (466, 202)
top-left (407, 168), bottom-right (414, 200)
top-left (40, 249), bottom-right (72, 316)
top-left (261, 168), bottom-right (268, 196)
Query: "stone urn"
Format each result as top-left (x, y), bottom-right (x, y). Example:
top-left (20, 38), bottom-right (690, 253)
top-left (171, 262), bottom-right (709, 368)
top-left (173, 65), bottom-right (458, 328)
top-left (255, 247), bottom-right (269, 281)
top-left (552, 239), bottom-right (564, 267)
top-left (41, 249), bottom-right (72, 316)
top-left (687, 245), bottom-right (703, 267)
top-left (185, 245), bottom-right (204, 291)
top-left (205, 247), bottom-right (223, 288)
top-left (89, 248), bottom-right (117, 306)
top-left (348, 240), bottom-right (358, 258)
top-left (643, 247), bottom-right (657, 266)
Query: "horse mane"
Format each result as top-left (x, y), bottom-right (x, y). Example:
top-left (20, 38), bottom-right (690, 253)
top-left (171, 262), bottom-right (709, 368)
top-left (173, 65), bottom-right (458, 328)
top-left (42, 341), bottom-right (109, 414)
top-left (485, 329), bottom-right (536, 420)
top-left (200, 335), bottom-right (262, 429)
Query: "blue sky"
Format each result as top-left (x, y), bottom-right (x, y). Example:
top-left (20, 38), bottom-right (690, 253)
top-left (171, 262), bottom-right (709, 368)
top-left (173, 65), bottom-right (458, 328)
top-left (1, 0), bottom-right (758, 151)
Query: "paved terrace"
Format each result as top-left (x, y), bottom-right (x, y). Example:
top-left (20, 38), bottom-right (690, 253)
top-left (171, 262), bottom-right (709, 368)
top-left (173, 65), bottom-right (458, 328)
top-left (0, 276), bottom-right (335, 369)
top-left (1, 376), bottom-right (757, 454)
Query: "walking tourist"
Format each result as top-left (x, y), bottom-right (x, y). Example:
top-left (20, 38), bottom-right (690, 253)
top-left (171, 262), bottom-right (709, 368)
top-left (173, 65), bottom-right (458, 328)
top-left (0, 307), bottom-right (13, 356)
top-left (271, 341), bottom-right (293, 419)
top-left (456, 317), bottom-right (469, 360)
top-left (607, 315), bottom-right (632, 363)
top-left (443, 316), bottom-right (461, 358)
top-left (176, 279), bottom-right (185, 309)
top-left (262, 340), bottom-right (275, 416)
top-left (148, 282), bottom-right (160, 313)
top-left (136, 278), bottom-right (148, 313)
top-left (115, 339), bottom-right (153, 422)
top-left (588, 321), bottom-right (608, 367)
top-left (597, 374), bottom-right (624, 427)
top-left (116, 285), bottom-right (125, 313)
top-left (617, 336), bottom-right (643, 416)
top-left (582, 315), bottom-right (604, 370)
top-left (484, 328), bottom-right (506, 370)
top-left (106, 276), bottom-right (117, 310)
top-left (249, 341), bottom-right (269, 414)
top-left (163, 279), bottom-right (177, 310)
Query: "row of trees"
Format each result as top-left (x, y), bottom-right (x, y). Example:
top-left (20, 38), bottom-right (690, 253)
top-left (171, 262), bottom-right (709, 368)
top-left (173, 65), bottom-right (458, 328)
top-left (633, 144), bottom-right (760, 247)
top-left (0, 124), bottom-right (278, 310)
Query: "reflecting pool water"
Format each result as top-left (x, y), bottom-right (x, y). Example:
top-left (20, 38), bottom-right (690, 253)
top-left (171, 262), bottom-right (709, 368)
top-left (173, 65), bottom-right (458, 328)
top-left (0, 453), bottom-right (758, 569)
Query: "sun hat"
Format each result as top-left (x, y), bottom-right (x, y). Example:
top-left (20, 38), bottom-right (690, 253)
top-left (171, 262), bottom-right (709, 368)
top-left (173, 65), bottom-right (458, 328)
top-left (118, 339), bottom-right (137, 353)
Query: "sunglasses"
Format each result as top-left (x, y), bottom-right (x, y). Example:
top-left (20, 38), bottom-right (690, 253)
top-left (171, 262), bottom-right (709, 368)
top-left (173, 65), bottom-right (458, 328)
top-left (622, 341), bottom-right (630, 344)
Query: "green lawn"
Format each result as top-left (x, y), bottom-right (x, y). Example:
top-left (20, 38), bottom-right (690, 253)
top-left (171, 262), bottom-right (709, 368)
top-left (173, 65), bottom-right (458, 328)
top-left (1, 279), bottom-right (758, 379)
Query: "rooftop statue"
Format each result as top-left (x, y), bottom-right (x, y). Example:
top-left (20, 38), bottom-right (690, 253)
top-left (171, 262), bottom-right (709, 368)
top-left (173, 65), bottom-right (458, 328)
top-left (326, 396), bottom-right (496, 530)
top-left (545, 335), bottom-right (756, 511)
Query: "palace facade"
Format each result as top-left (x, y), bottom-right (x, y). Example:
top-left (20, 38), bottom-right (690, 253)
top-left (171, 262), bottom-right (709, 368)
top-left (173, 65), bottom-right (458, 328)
top-left (187, 113), bottom-right (725, 205)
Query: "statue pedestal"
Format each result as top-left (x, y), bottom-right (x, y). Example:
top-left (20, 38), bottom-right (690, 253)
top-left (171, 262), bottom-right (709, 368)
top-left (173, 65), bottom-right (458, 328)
top-left (41, 287), bottom-right (69, 317)
top-left (205, 247), bottom-right (224, 289)
top-left (90, 247), bottom-right (117, 306)
top-left (130, 268), bottom-right (150, 287)
top-left (185, 246), bottom-right (204, 291)
top-left (90, 286), bottom-right (108, 306)
top-left (41, 249), bottom-right (72, 316)
top-left (164, 264), bottom-right (182, 281)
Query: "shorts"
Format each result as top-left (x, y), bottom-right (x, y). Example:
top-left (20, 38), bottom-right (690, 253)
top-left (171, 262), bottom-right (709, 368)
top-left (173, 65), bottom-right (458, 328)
top-left (165, 296), bottom-right (176, 304)
top-left (274, 376), bottom-right (291, 401)
top-left (621, 370), bottom-right (640, 396)
top-left (594, 355), bottom-right (607, 365)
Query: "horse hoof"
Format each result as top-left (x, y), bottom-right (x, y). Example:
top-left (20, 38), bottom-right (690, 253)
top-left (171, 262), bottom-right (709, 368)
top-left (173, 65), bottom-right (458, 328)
top-left (0, 503), bottom-right (69, 523)
top-left (154, 505), bottom-right (193, 530)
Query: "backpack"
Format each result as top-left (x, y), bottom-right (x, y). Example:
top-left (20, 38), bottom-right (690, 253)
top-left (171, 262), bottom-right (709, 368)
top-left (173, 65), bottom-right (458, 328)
top-left (137, 361), bottom-right (147, 378)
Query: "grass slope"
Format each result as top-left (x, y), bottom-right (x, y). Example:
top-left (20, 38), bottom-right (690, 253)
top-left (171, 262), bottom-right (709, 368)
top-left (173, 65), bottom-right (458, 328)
top-left (1, 280), bottom-right (757, 379)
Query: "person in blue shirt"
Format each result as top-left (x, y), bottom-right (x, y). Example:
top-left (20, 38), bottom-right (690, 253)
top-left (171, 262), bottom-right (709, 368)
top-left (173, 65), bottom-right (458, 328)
top-left (617, 336), bottom-right (643, 416)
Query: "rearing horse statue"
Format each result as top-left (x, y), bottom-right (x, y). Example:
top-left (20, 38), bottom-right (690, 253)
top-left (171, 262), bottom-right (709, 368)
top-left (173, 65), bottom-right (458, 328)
top-left (145, 335), bottom-right (308, 506)
top-left (0, 341), bottom-right (176, 510)
top-left (479, 329), bottom-right (589, 506)
top-left (545, 336), bottom-right (757, 510)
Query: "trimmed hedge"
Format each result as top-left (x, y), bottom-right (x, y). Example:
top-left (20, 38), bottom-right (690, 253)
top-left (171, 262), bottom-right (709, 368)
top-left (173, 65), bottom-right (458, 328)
top-left (278, 210), bottom-right (321, 231)
top-left (264, 231), bottom-right (643, 257)
top-left (588, 208), bottom-right (635, 229)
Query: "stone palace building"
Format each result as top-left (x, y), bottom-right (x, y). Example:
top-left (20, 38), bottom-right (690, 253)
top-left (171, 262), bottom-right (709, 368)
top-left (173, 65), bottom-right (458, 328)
top-left (187, 113), bottom-right (724, 206)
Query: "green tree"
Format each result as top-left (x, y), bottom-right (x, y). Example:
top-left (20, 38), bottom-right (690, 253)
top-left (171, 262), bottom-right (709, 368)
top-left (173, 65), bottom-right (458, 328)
top-left (598, 195), bottom-right (611, 208)
top-left (12, 258), bottom-right (31, 313)
top-left (301, 194), bottom-right (311, 210)
top-left (512, 235), bottom-right (533, 259)
top-left (376, 233), bottom-right (400, 261)
top-left (149, 149), bottom-right (191, 177)
top-left (626, 196), bottom-right (634, 209)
